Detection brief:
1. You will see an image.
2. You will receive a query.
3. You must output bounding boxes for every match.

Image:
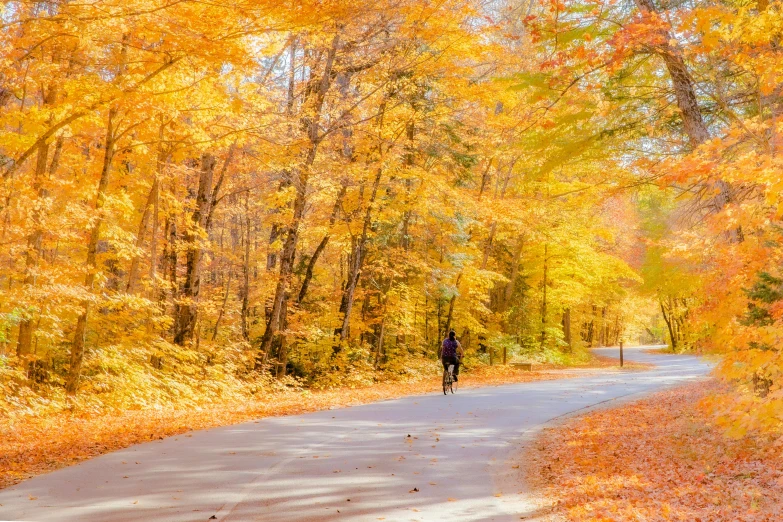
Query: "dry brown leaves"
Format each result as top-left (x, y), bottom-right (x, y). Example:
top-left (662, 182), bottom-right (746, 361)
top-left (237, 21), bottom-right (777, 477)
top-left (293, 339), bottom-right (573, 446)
top-left (525, 380), bottom-right (783, 522)
top-left (0, 361), bottom-right (610, 490)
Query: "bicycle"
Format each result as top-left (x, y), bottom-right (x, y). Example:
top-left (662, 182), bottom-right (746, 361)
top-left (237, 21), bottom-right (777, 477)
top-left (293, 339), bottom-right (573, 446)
top-left (442, 363), bottom-right (458, 395)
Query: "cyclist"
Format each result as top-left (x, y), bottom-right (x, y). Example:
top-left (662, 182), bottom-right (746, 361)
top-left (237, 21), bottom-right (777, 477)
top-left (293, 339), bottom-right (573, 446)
top-left (439, 330), bottom-right (464, 381)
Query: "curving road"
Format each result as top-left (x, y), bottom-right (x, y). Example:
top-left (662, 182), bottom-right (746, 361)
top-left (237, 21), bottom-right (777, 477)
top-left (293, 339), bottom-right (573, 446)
top-left (0, 346), bottom-right (712, 521)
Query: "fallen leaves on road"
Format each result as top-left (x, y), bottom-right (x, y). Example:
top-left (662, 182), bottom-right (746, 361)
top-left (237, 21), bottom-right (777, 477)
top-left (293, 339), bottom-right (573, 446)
top-left (525, 380), bottom-right (783, 521)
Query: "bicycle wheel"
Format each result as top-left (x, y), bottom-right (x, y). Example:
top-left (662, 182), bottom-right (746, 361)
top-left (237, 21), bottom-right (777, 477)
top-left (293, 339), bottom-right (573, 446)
top-left (443, 372), bottom-right (448, 395)
top-left (451, 376), bottom-right (457, 394)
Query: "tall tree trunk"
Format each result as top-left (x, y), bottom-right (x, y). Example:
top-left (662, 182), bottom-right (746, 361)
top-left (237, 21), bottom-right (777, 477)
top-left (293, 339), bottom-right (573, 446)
top-left (374, 317), bottom-right (386, 369)
top-left (66, 37), bottom-right (130, 388)
top-left (148, 137), bottom-right (162, 297)
top-left (162, 216), bottom-right (178, 304)
top-left (482, 222), bottom-right (497, 270)
top-left (258, 34), bottom-right (340, 362)
top-left (276, 335), bottom-right (289, 378)
top-left (504, 236), bottom-right (524, 311)
top-left (633, 0), bottom-right (710, 147)
top-left (585, 317), bottom-right (594, 346)
top-left (127, 123), bottom-right (168, 294)
top-left (265, 37), bottom-right (298, 286)
top-left (399, 121), bottom-right (416, 252)
top-left (334, 87), bottom-right (392, 345)
top-left (298, 70), bottom-right (353, 307)
top-left (539, 243), bottom-right (548, 348)
top-left (424, 288), bottom-right (430, 345)
top-left (204, 144), bottom-right (235, 233)
top-left (241, 193), bottom-right (252, 341)
top-left (436, 299), bottom-right (443, 343)
top-left (634, 0), bottom-right (737, 231)
top-left (335, 167), bottom-right (383, 343)
top-left (212, 269), bottom-right (232, 341)
top-left (16, 89), bottom-right (61, 360)
top-left (562, 308), bottom-right (572, 351)
top-left (297, 185), bottom-right (345, 304)
top-left (65, 107), bottom-right (117, 394)
top-left (443, 273), bottom-right (462, 339)
top-left (173, 153), bottom-right (216, 345)
top-left (126, 178), bottom-right (158, 294)
top-left (478, 159), bottom-right (493, 198)
top-left (660, 298), bottom-right (677, 350)
top-left (17, 137), bottom-right (51, 360)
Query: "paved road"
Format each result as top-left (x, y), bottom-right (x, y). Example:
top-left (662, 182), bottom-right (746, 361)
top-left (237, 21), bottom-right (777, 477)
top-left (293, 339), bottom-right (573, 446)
top-left (0, 346), bottom-right (712, 522)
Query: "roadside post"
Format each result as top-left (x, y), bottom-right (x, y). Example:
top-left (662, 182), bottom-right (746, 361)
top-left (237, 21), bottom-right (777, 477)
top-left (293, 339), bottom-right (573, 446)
top-left (620, 341), bottom-right (624, 367)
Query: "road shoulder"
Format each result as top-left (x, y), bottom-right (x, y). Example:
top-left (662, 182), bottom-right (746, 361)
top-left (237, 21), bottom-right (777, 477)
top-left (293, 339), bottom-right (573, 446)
top-left (1, 357), bottom-right (634, 490)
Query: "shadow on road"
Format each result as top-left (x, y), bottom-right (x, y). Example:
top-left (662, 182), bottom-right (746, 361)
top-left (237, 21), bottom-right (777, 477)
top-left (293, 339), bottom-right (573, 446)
top-left (0, 346), bottom-right (712, 521)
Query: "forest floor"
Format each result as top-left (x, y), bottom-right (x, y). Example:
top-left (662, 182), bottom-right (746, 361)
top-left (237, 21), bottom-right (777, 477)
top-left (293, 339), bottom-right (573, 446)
top-left (0, 353), bottom-right (647, 490)
top-left (523, 379), bottom-right (783, 521)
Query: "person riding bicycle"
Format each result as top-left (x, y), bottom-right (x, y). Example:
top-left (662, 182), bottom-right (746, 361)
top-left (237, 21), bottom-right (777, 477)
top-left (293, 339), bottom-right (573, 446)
top-left (439, 330), bottom-right (464, 381)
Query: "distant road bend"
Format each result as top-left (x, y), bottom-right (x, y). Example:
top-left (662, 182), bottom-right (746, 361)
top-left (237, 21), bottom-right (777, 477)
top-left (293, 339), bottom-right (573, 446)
top-left (0, 346), bottom-right (712, 521)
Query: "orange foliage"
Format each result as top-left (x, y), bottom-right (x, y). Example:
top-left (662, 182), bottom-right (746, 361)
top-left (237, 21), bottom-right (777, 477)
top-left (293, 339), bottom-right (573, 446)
top-left (526, 381), bottom-right (783, 521)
